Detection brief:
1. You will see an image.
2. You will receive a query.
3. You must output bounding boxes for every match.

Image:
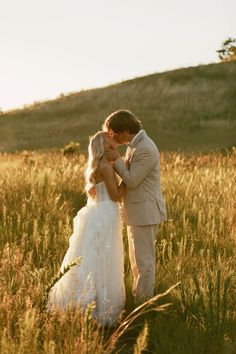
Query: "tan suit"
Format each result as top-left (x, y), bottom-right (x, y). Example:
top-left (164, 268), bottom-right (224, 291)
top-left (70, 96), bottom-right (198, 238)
top-left (114, 130), bottom-right (167, 299)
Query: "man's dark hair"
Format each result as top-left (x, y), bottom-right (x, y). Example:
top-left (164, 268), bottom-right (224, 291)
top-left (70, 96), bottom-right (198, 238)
top-left (103, 110), bottom-right (142, 134)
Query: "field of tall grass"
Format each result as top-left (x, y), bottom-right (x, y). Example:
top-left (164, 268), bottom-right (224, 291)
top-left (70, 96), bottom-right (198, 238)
top-left (0, 149), bottom-right (235, 353)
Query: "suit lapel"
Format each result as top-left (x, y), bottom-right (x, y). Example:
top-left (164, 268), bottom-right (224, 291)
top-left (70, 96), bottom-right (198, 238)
top-left (125, 147), bottom-right (136, 166)
top-left (125, 146), bottom-right (131, 163)
top-left (125, 130), bottom-right (146, 164)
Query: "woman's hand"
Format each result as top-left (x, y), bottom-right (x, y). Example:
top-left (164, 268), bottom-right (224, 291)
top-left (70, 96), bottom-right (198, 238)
top-left (105, 148), bottom-right (120, 161)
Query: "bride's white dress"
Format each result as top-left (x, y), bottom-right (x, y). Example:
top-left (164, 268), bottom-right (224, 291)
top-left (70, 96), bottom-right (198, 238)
top-left (46, 181), bottom-right (125, 325)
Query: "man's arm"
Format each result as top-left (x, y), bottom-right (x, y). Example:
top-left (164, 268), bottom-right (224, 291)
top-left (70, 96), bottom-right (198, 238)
top-left (113, 149), bottom-right (155, 189)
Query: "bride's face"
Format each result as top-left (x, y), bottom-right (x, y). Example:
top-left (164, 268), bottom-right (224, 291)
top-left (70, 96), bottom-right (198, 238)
top-left (103, 133), bottom-right (119, 149)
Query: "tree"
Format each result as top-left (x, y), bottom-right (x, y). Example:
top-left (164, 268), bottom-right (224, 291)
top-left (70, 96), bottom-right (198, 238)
top-left (216, 37), bottom-right (236, 62)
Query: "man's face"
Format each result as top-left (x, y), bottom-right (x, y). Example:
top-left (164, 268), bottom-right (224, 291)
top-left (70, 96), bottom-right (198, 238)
top-left (106, 129), bottom-right (129, 144)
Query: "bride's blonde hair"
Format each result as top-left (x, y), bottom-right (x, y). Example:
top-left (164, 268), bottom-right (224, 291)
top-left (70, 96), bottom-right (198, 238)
top-left (85, 131), bottom-right (105, 197)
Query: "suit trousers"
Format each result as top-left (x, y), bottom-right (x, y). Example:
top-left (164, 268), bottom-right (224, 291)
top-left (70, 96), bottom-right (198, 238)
top-left (127, 224), bottom-right (157, 300)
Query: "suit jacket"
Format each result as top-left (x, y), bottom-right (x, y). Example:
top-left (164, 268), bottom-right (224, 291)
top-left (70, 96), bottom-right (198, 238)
top-left (114, 130), bottom-right (167, 226)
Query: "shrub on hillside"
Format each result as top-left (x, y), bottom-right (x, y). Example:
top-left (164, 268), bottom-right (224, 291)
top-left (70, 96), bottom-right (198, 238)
top-left (217, 37), bottom-right (236, 61)
top-left (62, 141), bottom-right (80, 155)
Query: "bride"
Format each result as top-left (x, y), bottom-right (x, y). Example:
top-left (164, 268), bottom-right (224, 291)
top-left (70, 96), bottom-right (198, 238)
top-left (46, 131), bottom-right (126, 326)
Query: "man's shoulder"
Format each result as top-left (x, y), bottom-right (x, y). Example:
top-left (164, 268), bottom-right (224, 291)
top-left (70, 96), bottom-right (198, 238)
top-left (137, 134), bottom-right (159, 154)
top-left (144, 132), bottom-right (158, 146)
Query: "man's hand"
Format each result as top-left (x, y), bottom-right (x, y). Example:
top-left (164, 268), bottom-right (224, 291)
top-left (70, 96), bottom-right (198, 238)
top-left (105, 148), bottom-right (120, 161)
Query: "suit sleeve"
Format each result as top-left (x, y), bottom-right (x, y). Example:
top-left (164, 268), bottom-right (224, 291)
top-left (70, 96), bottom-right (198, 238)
top-left (113, 149), bottom-right (155, 189)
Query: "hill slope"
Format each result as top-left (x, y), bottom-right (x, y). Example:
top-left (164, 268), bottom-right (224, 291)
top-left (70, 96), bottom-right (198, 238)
top-left (1, 61), bottom-right (236, 152)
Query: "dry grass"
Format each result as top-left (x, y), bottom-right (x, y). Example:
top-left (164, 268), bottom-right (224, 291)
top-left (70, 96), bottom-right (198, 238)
top-left (0, 149), bottom-right (235, 353)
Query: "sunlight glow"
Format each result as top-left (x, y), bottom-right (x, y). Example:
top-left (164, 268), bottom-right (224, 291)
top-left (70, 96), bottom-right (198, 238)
top-left (0, 0), bottom-right (235, 111)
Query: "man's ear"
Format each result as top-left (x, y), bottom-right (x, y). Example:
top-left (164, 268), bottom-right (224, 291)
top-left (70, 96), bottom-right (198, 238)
top-left (123, 130), bottom-right (131, 136)
top-left (107, 129), bottom-right (115, 138)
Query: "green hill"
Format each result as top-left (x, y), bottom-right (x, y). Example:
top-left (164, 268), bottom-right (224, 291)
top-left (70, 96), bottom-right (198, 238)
top-left (1, 61), bottom-right (236, 153)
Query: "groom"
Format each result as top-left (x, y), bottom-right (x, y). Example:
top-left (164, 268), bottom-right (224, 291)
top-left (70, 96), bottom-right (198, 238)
top-left (103, 110), bottom-right (167, 301)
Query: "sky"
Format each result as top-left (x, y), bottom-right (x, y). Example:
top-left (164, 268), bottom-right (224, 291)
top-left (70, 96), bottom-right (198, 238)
top-left (0, 0), bottom-right (235, 112)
